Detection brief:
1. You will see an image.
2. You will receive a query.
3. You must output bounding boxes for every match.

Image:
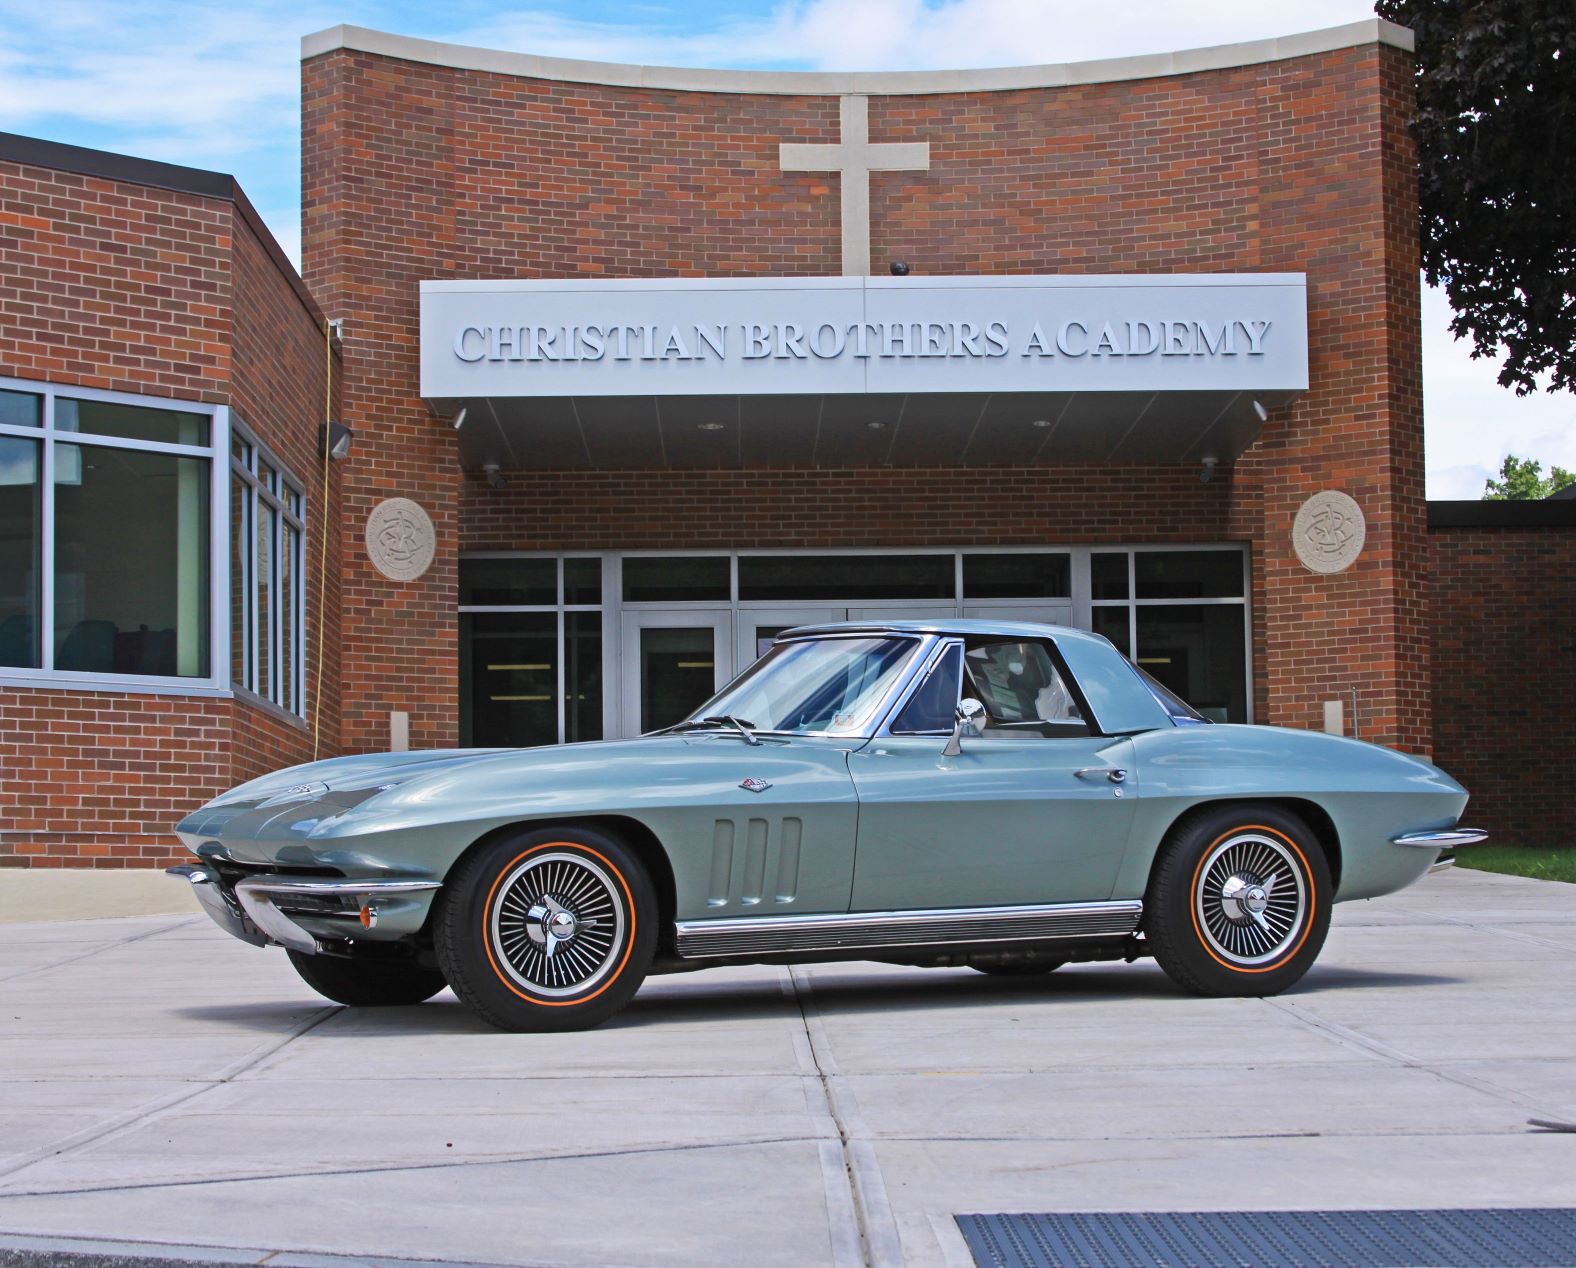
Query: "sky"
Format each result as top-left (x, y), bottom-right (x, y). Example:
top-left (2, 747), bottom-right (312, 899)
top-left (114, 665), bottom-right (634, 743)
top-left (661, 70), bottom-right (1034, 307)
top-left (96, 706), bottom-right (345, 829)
top-left (0, 0), bottom-right (1569, 497)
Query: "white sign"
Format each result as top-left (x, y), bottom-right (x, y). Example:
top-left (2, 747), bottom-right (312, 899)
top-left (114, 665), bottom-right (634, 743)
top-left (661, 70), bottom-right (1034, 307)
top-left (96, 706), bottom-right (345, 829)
top-left (420, 274), bottom-right (1308, 399)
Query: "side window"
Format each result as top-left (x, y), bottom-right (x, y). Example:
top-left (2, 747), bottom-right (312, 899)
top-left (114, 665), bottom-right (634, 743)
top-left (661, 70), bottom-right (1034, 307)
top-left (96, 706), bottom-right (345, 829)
top-left (891, 642), bottom-right (962, 733)
top-left (963, 639), bottom-right (1089, 737)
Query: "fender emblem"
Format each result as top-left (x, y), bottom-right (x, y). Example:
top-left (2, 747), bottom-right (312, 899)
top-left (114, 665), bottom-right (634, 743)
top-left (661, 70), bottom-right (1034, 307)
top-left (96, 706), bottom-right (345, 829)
top-left (739, 778), bottom-right (772, 794)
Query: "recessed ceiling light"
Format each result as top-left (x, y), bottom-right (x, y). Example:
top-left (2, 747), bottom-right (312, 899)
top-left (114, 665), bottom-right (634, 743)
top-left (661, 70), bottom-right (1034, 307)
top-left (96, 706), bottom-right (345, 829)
top-left (867, 421), bottom-right (887, 431)
top-left (1031, 418), bottom-right (1052, 429)
top-left (697, 422), bottom-right (725, 431)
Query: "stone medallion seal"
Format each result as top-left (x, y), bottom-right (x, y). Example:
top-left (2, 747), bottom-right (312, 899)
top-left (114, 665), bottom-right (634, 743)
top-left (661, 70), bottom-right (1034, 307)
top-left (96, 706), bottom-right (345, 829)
top-left (1292, 490), bottom-right (1366, 574)
top-left (365, 497), bottom-right (436, 582)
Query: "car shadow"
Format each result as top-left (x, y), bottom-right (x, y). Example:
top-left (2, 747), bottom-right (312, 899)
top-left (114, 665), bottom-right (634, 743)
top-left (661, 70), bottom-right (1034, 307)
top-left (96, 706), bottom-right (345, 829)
top-left (169, 963), bottom-right (1465, 1036)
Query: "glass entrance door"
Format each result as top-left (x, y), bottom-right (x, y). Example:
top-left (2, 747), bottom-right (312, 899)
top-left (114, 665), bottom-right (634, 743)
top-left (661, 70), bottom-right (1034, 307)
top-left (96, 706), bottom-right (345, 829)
top-left (621, 610), bottom-right (733, 736)
top-left (736, 607), bottom-right (846, 671)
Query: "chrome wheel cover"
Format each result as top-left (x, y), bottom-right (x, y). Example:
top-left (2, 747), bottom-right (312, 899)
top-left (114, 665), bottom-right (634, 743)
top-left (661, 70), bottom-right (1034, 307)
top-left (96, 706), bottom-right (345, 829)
top-left (489, 852), bottom-right (626, 997)
top-left (1194, 832), bottom-right (1308, 967)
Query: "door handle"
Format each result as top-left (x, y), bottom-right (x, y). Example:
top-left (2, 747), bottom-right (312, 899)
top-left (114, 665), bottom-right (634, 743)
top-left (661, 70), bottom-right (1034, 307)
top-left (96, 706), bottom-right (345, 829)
top-left (1075, 766), bottom-right (1127, 784)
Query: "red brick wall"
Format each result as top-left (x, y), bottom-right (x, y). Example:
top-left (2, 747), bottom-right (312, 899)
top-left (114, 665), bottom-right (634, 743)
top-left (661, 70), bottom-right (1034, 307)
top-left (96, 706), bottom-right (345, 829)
top-left (461, 466), bottom-right (1236, 549)
top-left (304, 37), bottom-right (1427, 754)
top-left (0, 157), bottom-right (336, 866)
top-left (1430, 525), bottom-right (1576, 848)
top-left (0, 691), bottom-right (230, 867)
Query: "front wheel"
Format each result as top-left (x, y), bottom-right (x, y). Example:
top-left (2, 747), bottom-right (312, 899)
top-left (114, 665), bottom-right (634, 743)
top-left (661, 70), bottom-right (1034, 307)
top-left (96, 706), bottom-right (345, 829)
top-left (1145, 806), bottom-right (1331, 997)
top-left (286, 949), bottom-right (448, 1007)
top-left (434, 826), bottom-right (657, 1033)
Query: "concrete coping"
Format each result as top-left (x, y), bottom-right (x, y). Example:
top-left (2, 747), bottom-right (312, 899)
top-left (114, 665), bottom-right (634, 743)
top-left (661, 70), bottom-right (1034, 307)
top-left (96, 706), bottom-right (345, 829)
top-left (302, 19), bottom-right (1414, 97)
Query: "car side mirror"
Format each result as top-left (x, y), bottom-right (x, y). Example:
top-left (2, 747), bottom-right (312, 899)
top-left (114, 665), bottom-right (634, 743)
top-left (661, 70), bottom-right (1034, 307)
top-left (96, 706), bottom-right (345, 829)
top-left (942, 698), bottom-right (986, 757)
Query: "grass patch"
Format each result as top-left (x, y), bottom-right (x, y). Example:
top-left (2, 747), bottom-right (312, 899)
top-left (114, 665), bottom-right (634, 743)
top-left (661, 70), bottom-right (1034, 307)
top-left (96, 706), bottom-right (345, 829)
top-left (1453, 845), bottom-right (1576, 884)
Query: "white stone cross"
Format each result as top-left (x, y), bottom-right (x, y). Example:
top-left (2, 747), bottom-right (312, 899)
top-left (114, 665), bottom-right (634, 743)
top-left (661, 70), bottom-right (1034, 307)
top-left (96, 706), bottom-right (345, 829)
top-left (779, 95), bottom-right (930, 277)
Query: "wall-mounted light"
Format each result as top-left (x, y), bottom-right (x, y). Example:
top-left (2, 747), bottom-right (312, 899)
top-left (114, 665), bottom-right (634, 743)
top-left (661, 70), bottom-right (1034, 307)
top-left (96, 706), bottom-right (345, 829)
top-left (322, 421), bottom-right (354, 461)
top-left (452, 407), bottom-right (468, 431)
top-left (1252, 400), bottom-right (1269, 423)
top-left (696, 422), bottom-right (725, 432)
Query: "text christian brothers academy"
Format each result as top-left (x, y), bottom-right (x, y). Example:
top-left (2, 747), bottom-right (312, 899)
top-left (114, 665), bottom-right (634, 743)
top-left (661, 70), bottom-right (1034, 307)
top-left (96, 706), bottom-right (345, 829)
top-left (452, 316), bottom-right (1277, 364)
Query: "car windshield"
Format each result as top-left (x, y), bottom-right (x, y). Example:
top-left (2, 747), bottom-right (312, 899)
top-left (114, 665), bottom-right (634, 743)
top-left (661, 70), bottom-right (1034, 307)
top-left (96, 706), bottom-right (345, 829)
top-left (675, 636), bottom-right (920, 736)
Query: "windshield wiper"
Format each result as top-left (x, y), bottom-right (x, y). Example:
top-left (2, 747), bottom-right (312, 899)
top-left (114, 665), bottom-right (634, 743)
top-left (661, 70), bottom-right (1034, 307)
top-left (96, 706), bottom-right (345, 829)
top-left (660, 715), bottom-right (762, 745)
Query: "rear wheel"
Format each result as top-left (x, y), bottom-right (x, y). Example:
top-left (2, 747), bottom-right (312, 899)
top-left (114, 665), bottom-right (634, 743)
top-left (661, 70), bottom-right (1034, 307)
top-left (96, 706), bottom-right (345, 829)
top-left (434, 826), bottom-right (657, 1033)
top-left (1145, 805), bottom-right (1331, 997)
top-left (286, 949), bottom-right (447, 1007)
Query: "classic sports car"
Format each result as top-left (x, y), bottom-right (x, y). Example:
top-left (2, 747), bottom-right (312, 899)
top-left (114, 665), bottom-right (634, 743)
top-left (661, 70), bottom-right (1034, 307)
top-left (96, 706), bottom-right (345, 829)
top-left (170, 621), bottom-right (1484, 1032)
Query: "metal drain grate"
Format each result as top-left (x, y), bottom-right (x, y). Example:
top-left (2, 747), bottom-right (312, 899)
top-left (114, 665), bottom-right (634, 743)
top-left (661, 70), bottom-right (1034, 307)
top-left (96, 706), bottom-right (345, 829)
top-left (956, 1209), bottom-right (1576, 1268)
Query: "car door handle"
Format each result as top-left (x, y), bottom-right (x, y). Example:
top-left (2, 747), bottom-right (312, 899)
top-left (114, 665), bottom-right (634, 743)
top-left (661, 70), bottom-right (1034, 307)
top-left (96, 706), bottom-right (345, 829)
top-left (1075, 766), bottom-right (1127, 784)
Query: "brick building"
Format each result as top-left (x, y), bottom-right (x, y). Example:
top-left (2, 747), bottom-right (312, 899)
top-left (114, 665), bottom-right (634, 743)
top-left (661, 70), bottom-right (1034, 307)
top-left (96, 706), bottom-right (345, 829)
top-left (0, 135), bottom-right (342, 867)
top-left (1, 18), bottom-right (1570, 866)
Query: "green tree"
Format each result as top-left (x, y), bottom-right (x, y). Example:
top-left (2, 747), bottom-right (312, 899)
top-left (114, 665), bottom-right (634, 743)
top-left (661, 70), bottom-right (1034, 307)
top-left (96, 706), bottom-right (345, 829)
top-left (1375, 0), bottom-right (1576, 395)
top-left (1483, 454), bottom-right (1576, 499)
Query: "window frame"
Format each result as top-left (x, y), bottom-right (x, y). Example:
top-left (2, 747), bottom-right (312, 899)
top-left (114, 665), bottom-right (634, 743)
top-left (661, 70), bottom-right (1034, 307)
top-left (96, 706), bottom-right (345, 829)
top-left (229, 422), bottom-right (307, 718)
top-left (0, 375), bottom-right (231, 696)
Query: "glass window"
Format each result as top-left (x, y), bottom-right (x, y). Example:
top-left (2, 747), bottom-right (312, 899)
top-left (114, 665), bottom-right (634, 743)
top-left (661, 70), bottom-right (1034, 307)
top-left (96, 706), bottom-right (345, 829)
top-left (639, 626), bottom-right (719, 733)
top-left (460, 557), bottom-right (556, 606)
top-left (738, 553), bottom-right (953, 601)
top-left (0, 389), bottom-right (41, 429)
top-left (0, 437), bottom-right (41, 668)
top-left (563, 557), bottom-right (602, 605)
top-left (54, 444), bottom-right (210, 677)
top-left (230, 425), bottom-right (307, 712)
top-left (1135, 550), bottom-right (1244, 599)
top-left (962, 553), bottom-right (1070, 599)
top-left (230, 471), bottom-right (251, 688)
top-left (565, 611), bottom-right (603, 741)
top-left (891, 642), bottom-right (963, 734)
top-left (690, 636), bottom-right (917, 735)
top-left (1090, 606), bottom-right (1131, 657)
top-left (962, 638), bottom-right (1087, 735)
top-left (1135, 605), bottom-right (1247, 723)
top-left (623, 555), bottom-right (730, 602)
top-left (281, 520), bottom-right (298, 713)
top-left (1091, 552), bottom-right (1129, 600)
top-left (462, 612), bottom-right (559, 746)
top-left (56, 397), bottom-right (209, 447)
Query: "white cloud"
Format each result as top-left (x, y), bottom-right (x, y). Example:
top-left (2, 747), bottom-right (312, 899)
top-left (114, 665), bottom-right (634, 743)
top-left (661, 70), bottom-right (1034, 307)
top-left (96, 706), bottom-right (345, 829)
top-left (1420, 283), bottom-right (1576, 498)
top-left (446, 0), bottom-right (1381, 71)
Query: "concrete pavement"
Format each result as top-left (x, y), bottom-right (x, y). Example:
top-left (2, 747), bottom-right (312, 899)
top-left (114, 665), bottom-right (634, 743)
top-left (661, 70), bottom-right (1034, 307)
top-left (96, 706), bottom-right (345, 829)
top-left (1, 868), bottom-right (1573, 1266)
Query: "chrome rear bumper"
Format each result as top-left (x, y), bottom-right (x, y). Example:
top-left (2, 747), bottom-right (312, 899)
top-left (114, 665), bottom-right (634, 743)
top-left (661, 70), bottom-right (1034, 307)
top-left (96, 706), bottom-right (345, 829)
top-left (168, 864), bottom-right (441, 954)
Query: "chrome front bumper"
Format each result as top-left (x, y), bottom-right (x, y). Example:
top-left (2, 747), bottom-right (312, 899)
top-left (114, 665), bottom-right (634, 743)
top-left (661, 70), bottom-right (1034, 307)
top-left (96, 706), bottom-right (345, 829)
top-left (168, 863), bottom-right (441, 954)
top-left (1391, 828), bottom-right (1489, 850)
top-left (1390, 828), bottom-right (1487, 878)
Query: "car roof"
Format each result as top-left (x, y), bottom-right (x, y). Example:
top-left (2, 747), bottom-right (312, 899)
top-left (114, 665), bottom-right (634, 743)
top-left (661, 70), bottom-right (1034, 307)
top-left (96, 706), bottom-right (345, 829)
top-left (778, 619), bottom-right (1116, 648)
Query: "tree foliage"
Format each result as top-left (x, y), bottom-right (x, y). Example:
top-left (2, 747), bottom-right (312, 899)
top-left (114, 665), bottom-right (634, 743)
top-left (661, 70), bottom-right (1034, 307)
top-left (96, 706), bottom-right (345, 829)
top-left (1482, 453), bottom-right (1576, 499)
top-left (1375, 0), bottom-right (1576, 395)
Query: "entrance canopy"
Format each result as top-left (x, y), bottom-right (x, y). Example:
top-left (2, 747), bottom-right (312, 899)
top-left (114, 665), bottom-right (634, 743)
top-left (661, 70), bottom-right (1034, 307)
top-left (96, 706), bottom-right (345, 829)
top-left (422, 274), bottom-right (1307, 470)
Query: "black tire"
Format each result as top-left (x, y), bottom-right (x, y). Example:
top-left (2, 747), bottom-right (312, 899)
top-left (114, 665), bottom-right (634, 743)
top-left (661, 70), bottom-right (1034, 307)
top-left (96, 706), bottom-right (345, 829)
top-left (971, 958), bottom-right (1068, 977)
top-left (1145, 804), bottom-right (1332, 997)
top-left (434, 825), bottom-right (657, 1033)
top-left (287, 949), bottom-right (448, 1007)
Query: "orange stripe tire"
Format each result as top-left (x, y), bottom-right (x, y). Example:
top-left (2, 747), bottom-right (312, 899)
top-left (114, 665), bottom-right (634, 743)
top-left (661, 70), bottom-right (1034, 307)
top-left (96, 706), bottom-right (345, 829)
top-left (1144, 805), bottom-right (1332, 998)
top-left (434, 826), bottom-right (658, 1033)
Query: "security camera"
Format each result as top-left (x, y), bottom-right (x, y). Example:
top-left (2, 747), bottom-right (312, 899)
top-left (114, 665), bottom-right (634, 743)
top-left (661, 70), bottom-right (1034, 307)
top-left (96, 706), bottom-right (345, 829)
top-left (1200, 456), bottom-right (1219, 484)
top-left (482, 461), bottom-right (505, 490)
top-left (889, 260), bottom-right (910, 276)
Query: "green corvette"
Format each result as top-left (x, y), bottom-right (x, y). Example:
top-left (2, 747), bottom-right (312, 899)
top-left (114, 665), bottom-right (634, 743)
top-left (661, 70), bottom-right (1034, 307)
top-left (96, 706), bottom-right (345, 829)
top-left (171, 621), bottom-right (1483, 1032)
